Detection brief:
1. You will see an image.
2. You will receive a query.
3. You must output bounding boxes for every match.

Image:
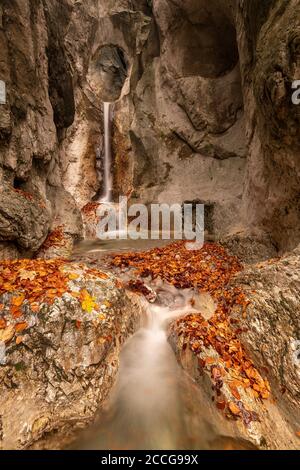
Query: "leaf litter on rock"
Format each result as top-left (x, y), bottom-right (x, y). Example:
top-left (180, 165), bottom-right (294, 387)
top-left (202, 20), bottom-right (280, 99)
top-left (111, 241), bottom-right (271, 416)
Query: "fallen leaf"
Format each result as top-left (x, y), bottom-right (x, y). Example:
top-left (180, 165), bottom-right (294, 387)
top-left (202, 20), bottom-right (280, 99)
top-left (15, 322), bottom-right (28, 333)
top-left (229, 384), bottom-right (241, 400)
top-left (216, 401), bottom-right (226, 410)
top-left (228, 402), bottom-right (241, 416)
top-left (10, 306), bottom-right (22, 319)
top-left (0, 325), bottom-right (14, 343)
top-left (11, 294), bottom-right (25, 307)
top-left (81, 290), bottom-right (97, 313)
top-left (97, 271), bottom-right (109, 280)
top-left (19, 269), bottom-right (36, 281)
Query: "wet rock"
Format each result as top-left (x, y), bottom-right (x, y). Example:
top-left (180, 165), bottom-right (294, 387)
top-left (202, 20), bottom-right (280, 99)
top-left (0, 263), bottom-right (143, 449)
top-left (230, 245), bottom-right (300, 424)
top-left (238, 0), bottom-right (300, 251)
top-left (0, 242), bottom-right (21, 261)
top-left (0, 186), bottom-right (50, 252)
top-left (168, 326), bottom-right (299, 450)
top-left (168, 245), bottom-right (300, 449)
top-left (220, 229), bottom-right (278, 264)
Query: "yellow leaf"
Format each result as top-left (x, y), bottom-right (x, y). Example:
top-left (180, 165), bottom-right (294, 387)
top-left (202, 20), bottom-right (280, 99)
top-left (19, 269), bottom-right (36, 281)
top-left (81, 292), bottom-right (97, 313)
top-left (0, 325), bottom-right (14, 343)
top-left (69, 273), bottom-right (79, 281)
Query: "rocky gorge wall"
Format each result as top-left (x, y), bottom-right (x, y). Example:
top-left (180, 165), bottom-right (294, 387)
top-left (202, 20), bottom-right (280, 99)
top-left (0, 0), bottom-right (299, 258)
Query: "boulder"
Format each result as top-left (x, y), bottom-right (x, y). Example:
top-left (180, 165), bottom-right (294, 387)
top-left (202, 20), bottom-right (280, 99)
top-left (0, 260), bottom-right (142, 449)
top-left (0, 186), bottom-right (50, 252)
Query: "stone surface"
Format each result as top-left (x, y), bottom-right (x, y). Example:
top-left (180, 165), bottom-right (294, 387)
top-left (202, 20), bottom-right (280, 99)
top-left (1, 0), bottom-right (298, 251)
top-left (168, 329), bottom-right (299, 450)
top-left (0, 186), bottom-right (50, 252)
top-left (237, 0), bottom-right (300, 252)
top-left (0, 242), bottom-right (20, 261)
top-left (0, 263), bottom-right (143, 449)
top-left (230, 245), bottom-right (300, 421)
top-left (0, 0), bottom-right (83, 254)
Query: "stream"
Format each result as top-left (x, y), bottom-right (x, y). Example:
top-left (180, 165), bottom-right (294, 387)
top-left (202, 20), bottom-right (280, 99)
top-left (72, 239), bottom-right (257, 451)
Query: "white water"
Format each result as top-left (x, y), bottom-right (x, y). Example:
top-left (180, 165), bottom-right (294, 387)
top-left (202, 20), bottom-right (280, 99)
top-left (76, 286), bottom-right (217, 450)
top-left (71, 240), bottom-right (258, 451)
top-left (100, 102), bottom-right (113, 202)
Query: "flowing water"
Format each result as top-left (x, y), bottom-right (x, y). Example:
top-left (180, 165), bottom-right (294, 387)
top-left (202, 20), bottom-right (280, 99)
top-left (76, 284), bottom-right (215, 449)
top-left (72, 240), bottom-right (257, 450)
top-left (100, 102), bottom-right (113, 202)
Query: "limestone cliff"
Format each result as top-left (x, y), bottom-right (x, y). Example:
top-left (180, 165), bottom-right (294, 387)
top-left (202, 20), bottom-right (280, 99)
top-left (0, 0), bottom-right (299, 254)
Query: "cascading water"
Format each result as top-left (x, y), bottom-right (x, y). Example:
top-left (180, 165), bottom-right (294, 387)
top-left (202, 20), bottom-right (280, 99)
top-left (100, 102), bottom-right (113, 202)
top-left (75, 285), bottom-right (219, 450)
top-left (72, 245), bottom-right (258, 451)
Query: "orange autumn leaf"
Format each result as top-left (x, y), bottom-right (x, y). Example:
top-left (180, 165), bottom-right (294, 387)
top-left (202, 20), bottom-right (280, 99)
top-left (97, 271), bottom-right (109, 280)
top-left (228, 402), bottom-right (241, 416)
top-left (0, 318), bottom-right (6, 329)
top-left (15, 322), bottom-right (28, 333)
top-left (11, 294), bottom-right (25, 307)
top-left (205, 357), bottom-right (215, 365)
top-left (31, 303), bottom-right (40, 313)
top-left (229, 384), bottom-right (241, 400)
top-left (10, 306), bottom-right (22, 319)
top-left (216, 401), bottom-right (226, 410)
top-left (16, 336), bottom-right (24, 345)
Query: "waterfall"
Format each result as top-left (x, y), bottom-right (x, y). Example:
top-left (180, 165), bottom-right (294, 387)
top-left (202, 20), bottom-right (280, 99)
top-left (100, 102), bottom-right (113, 202)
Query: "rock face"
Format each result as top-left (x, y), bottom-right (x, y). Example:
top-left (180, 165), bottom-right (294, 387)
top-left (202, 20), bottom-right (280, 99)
top-left (0, 261), bottom-right (142, 449)
top-left (111, 0), bottom-right (300, 249)
top-left (230, 245), bottom-right (300, 423)
top-left (1, 0), bottom-right (298, 254)
top-left (114, 0), bottom-right (247, 239)
top-left (0, 0), bottom-right (83, 257)
top-left (238, 0), bottom-right (300, 252)
top-left (168, 245), bottom-right (300, 450)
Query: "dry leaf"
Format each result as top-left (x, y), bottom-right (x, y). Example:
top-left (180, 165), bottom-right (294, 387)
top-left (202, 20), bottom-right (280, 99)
top-left (228, 402), bottom-right (241, 416)
top-left (16, 336), bottom-right (24, 345)
top-left (15, 322), bottom-right (28, 333)
top-left (19, 269), bottom-right (36, 281)
top-left (11, 294), bottom-right (25, 307)
top-left (0, 325), bottom-right (14, 343)
top-left (229, 385), bottom-right (241, 400)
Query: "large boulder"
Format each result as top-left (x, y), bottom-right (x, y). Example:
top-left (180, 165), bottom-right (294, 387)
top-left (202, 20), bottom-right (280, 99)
top-left (0, 186), bottom-right (50, 252)
top-left (0, 259), bottom-right (142, 449)
top-left (230, 245), bottom-right (300, 419)
top-left (168, 245), bottom-right (300, 449)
